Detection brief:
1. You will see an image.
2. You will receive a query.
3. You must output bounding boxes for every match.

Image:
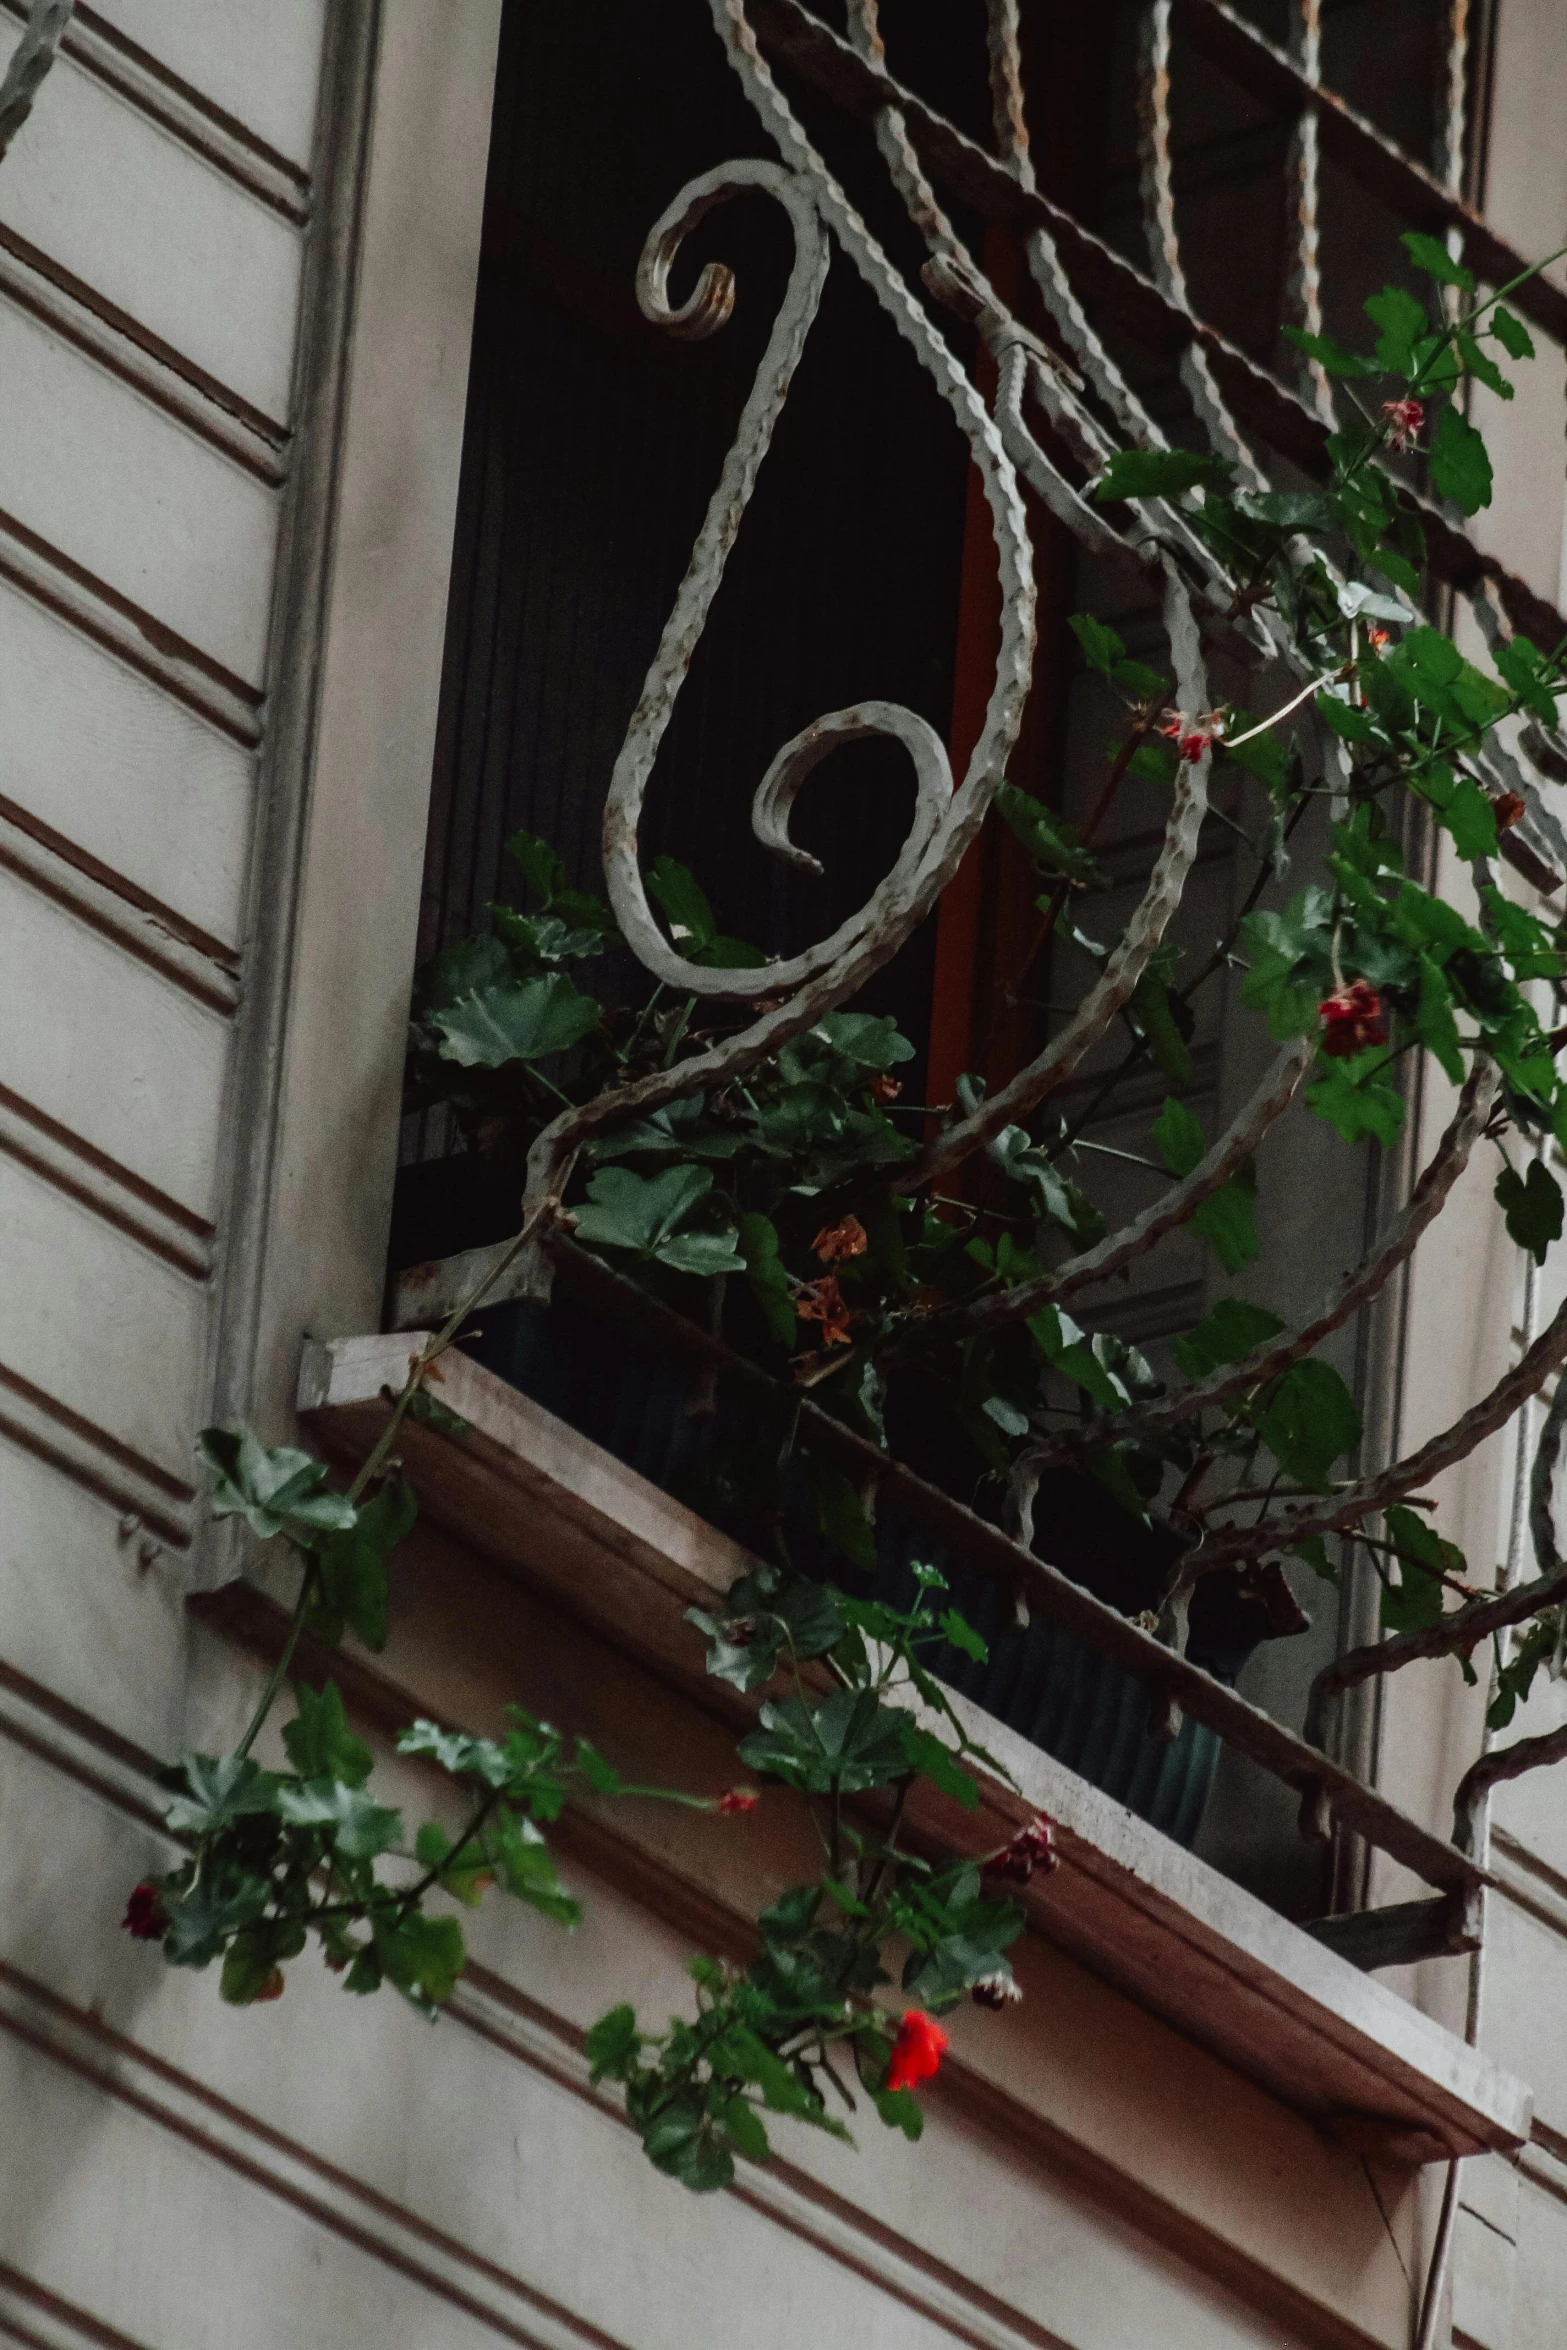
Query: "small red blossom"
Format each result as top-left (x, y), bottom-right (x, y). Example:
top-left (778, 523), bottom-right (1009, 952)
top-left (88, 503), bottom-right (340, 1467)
top-left (122, 1882), bottom-right (169, 1942)
top-left (716, 1786), bottom-right (759, 1816)
top-left (971, 1971), bottom-right (1023, 2011)
top-left (886, 2009), bottom-right (948, 2093)
top-left (813, 1214), bottom-right (868, 1265)
top-left (869, 1073), bottom-right (903, 1105)
top-left (1366, 625), bottom-right (1391, 653)
top-left (1383, 398), bottom-right (1425, 453)
top-left (1318, 978), bottom-right (1389, 1059)
top-left (1494, 790), bottom-right (1527, 832)
top-left (984, 1816), bottom-right (1059, 1885)
top-left (1157, 708), bottom-right (1226, 765)
top-left (795, 1274), bottom-right (853, 1347)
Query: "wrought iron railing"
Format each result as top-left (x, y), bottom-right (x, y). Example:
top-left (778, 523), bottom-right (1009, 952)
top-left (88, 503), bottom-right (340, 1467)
top-left (400, 0), bottom-right (1567, 1963)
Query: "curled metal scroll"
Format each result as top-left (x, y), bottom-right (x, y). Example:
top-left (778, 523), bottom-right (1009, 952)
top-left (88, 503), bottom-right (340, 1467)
top-left (517, 1), bottom-right (1037, 1266)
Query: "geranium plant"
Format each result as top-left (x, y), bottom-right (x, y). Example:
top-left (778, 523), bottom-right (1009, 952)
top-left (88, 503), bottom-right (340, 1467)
top-left (93, 0), bottom-right (1567, 2199)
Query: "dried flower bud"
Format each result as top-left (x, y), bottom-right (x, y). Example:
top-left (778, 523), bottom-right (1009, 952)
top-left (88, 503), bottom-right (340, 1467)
top-left (971, 1971), bottom-right (1023, 2010)
top-left (1382, 397), bottom-right (1425, 452)
top-left (794, 1275), bottom-right (853, 1346)
top-left (984, 1815), bottom-right (1058, 1885)
top-left (1494, 790), bottom-right (1527, 832)
top-left (1317, 978), bottom-right (1389, 1059)
top-left (121, 1883), bottom-right (169, 1942)
top-left (813, 1214), bottom-right (869, 1264)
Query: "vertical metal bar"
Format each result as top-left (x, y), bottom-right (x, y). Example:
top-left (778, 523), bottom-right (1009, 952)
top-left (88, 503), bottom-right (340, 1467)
top-left (984, 0), bottom-right (1032, 185)
top-left (1438, 0), bottom-right (1471, 197)
top-left (1134, 0), bottom-right (1266, 485)
top-left (1284, 0), bottom-right (1334, 422)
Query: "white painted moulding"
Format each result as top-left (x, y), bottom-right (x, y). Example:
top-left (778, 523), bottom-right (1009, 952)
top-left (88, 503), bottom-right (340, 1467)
top-left (297, 1333), bottom-right (1533, 2166)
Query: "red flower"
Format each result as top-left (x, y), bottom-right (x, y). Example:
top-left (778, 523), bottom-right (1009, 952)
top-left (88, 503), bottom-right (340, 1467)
top-left (1157, 708), bottom-right (1225, 765)
top-left (1494, 790), bottom-right (1527, 832)
top-left (984, 1816), bottom-right (1058, 1885)
top-left (886, 2009), bottom-right (948, 2093)
top-left (122, 1883), bottom-right (168, 1942)
top-left (716, 1786), bottom-right (759, 1815)
top-left (794, 1275), bottom-right (853, 1347)
top-left (812, 1215), bottom-right (868, 1265)
top-left (1366, 625), bottom-right (1391, 653)
top-left (869, 1074), bottom-right (903, 1105)
top-left (1383, 398), bottom-right (1425, 453)
top-left (1317, 978), bottom-right (1389, 1059)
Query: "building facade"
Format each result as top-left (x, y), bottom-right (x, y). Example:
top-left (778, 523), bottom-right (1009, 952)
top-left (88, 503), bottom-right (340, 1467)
top-left (4, 3), bottom-right (1567, 2345)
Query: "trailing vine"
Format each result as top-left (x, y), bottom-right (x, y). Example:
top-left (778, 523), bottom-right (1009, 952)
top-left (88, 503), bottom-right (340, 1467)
top-left (99, 0), bottom-right (1567, 2204)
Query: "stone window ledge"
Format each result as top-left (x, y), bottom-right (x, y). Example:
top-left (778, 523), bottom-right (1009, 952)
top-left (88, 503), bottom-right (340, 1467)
top-left (285, 1332), bottom-right (1530, 2169)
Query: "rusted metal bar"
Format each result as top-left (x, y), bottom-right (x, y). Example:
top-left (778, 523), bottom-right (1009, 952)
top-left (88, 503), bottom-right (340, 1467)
top-left (539, 1238), bottom-right (1485, 1902)
top-left (1283, 0), bottom-right (1333, 422)
top-left (746, 0), bottom-right (1567, 650)
top-left (1174, 0), bottom-right (1567, 348)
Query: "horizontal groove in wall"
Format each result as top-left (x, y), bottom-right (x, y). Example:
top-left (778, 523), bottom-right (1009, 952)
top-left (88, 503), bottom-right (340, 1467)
top-left (0, 2258), bottom-right (162, 2350)
top-left (0, 797), bottom-right (242, 1015)
top-left (0, 1363), bottom-right (192, 1548)
top-left (0, 0), bottom-right (312, 225)
top-left (0, 225), bottom-right (289, 480)
top-left (1489, 1828), bottom-right (1567, 1944)
top-left (0, 1667), bottom-right (174, 1846)
top-left (449, 1969), bottom-right (1080, 2350)
top-left (195, 1585), bottom-right (1405, 2350)
top-left (0, 508), bottom-right (261, 746)
top-left (0, 1081), bottom-right (214, 1280)
top-left (0, 1964), bottom-right (633, 2350)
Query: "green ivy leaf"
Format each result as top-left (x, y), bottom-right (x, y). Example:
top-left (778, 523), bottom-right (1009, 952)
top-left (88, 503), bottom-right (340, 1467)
top-left (1092, 447), bottom-right (1232, 502)
top-left (737, 1210), bottom-right (797, 1348)
top-left (810, 1465), bottom-right (879, 1572)
top-left (1281, 325), bottom-right (1379, 378)
top-left (1496, 1158), bottom-right (1564, 1264)
top-left (1068, 612), bottom-right (1125, 675)
top-left (1247, 1359), bottom-right (1362, 1491)
top-left (1401, 229), bottom-right (1475, 292)
top-left (1306, 1060), bottom-right (1406, 1148)
top-left (1171, 1298), bottom-right (1286, 1381)
top-left (373, 1912), bottom-right (467, 2010)
top-left (1414, 954), bottom-right (1465, 1084)
top-left (1365, 284), bottom-right (1428, 375)
top-left (1151, 1095), bottom-right (1206, 1177)
top-left (939, 1608), bottom-right (989, 1664)
top-left (281, 1680), bottom-right (373, 1788)
top-left (647, 855), bottom-right (763, 968)
top-left (309, 1476), bottom-right (416, 1652)
top-left (219, 1922), bottom-right (304, 2007)
top-left (584, 2003), bottom-right (641, 2082)
top-left (875, 2086), bottom-right (925, 2140)
top-left (898, 1722), bottom-right (978, 1809)
top-left (430, 972), bottom-right (600, 1068)
top-left (196, 1426), bottom-right (358, 1545)
top-left (1430, 405), bottom-right (1493, 515)
top-left (162, 1752), bottom-right (280, 1839)
top-left (570, 1164), bottom-right (745, 1276)
top-left (275, 1777), bottom-right (404, 1861)
top-left (995, 783), bottom-right (1106, 888)
top-left (1491, 306), bottom-right (1535, 362)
